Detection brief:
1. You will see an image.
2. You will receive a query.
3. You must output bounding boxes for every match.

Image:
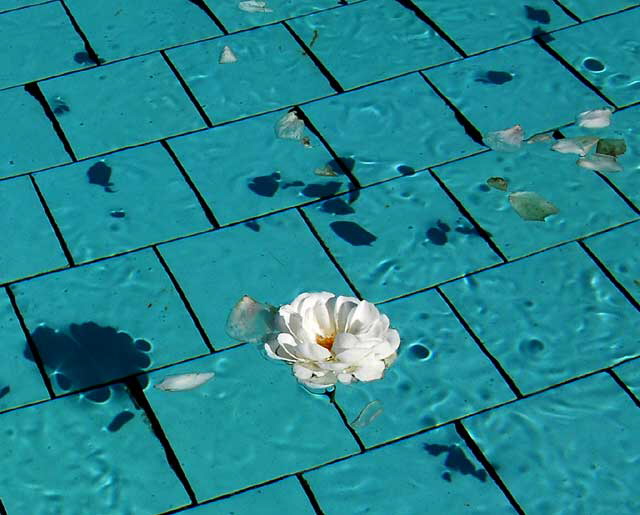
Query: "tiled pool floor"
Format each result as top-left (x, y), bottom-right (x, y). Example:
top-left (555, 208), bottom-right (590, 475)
top-left (1, 1), bottom-right (639, 514)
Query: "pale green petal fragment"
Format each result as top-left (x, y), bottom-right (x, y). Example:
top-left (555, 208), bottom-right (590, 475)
top-left (351, 400), bottom-right (383, 428)
top-left (577, 153), bottom-right (623, 173)
top-left (595, 138), bottom-right (626, 157)
top-left (226, 295), bottom-right (277, 343)
top-left (509, 191), bottom-right (559, 221)
top-left (238, 1), bottom-right (273, 12)
top-left (486, 177), bottom-right (509, 191)
top-left (551, 136), bottom-right (599, 156)
top-left (526, 132), bottom-right (553, 144)
top-left (275, 111), bottom-right (304, 141)
top-left (577, 107), bottom-right (612, 128)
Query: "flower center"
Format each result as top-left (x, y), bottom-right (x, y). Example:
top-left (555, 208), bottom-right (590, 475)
top-left (315, 333), bottom-right (335, 350)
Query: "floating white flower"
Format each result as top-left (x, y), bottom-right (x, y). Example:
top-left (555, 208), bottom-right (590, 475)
top-left (265, 292), bottom-right (400, 388)
top-left (483, 124), bottom-right (524, 152)
top-left (577, 107), bottom-right (613, 128)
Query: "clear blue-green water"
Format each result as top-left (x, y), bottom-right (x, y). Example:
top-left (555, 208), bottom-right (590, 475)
top-left (0, 1), bottom-right (639, 514)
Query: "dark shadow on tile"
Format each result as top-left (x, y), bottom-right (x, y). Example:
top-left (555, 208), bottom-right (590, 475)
top-left (524, 6), bottom-right (551, 24)
top-left (423, 443), bottom-right (488, 482)
top-left (87, 162), bottom-right (115, 192)
top-left (474, 71), bottom-right (514, 85)
top-left (248, 172), bottom-right (281, 197)
top-left (329, 221), bottom-right (377, 246)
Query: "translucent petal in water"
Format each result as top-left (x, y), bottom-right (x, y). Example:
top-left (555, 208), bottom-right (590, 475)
top-left (219, 46), bottom-right (237, 64)
top-left (238, 1), bottom-right (273, 12)
top-left (577, 107), bottom-right (612, 128)
top-left (314, 164), bottom-right (338, 177)
top-left (508, 191), bottom-right (559, 221)
top-left (154, 372), bottom-right (215, 392)
top-left (595, 138), bottom-right (626, 157)
top-left (576, 154), bottom-right (623, 173)
top-left (275, 111), bottom-right (305, 141)
top-left (351, 400), bottom-right (383, 428)
top-left (486, 177), bottom-right (508, 191)
top-left (526, 132), bottom-right (553, 144)
top-left (226, 295), bottom-right (277, 342)
top-left (551, 136), bottom-right (599, 156)
top-left (483, 124), bottom-right (524, 152)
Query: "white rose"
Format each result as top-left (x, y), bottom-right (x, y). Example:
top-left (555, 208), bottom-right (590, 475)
top-left (265, 292), bottom-right (400, 388)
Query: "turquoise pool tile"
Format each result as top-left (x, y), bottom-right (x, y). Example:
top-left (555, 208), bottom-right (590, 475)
top-left (584, 222), bottom-right (640, 304)
top-left (304, 426), bottom-right (516, 515)
top-left (556, 0), bottom-right (640, 20)
top-left (65, 0), bottom-right (222, 62)
top-left (464, 373), bottom-right (640, 515)
top-left (39, 54), bottom-right (206, 159)
top-left (0, 289), bottom-right (49, 413)
top-left (287, 0), bottom-right (460, 90)
top-left (143, 346), bottom-right (359, 500)
top-left (168, 110), bottom-right (352, 225)
top-left (0, 386), bottom-right (190, 514)
top-left (0, 0), bottom-right (49, 12)
top-left (561, 106), bottom-right (640, 210)
top-left (206, 0), bottom-right (338, 32)
top-left (424, 40), bottom-right (608, 136)
top-left (413, 0), bottom-right (574, 55)
top-left (10, 249), bottom-right (208, 394)
top-left (176, 477), bottom-right (315, 515)
top-left (334, 290), bottom-right (514, 448)
top-left (0, 2), bottom-right (89, 89)
top-left (441, 243), bottom-right (640, 394)
top-left (159, 210), bottom-right (352, 350)
top-left (302, 173), bottom-right (502, 303)
top-left (166, 24), bottom-right (333, 125)
top-left (34, 143), bottom-right (210, 263)
top-left (0, 175), bottom-right (67, 284)
top-left (433, 144), bottom-right (637, 260)
top-left (0, 86), bottom-right (70, 179)
top-left (614, 357), bottom-right (640, 401)
top-left (549, 9), bottom-right (640, 107)
top-left (302, 74), bottom-right (484, 185)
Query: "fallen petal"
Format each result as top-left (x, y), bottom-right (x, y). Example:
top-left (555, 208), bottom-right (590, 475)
top-left (275, 111), bottom-right (305, 141)
top-left (155, 372), bottom-right (215, 392)
top-left (238, 0), bottom-right (273, 12)
top-left (483, 124), bottom-right (524, 152)
top-left (577, 107), bottom-right (613, 128)
top-left (577, 153), bottom-right (623, 173)
top-left (509, 191), bottom-right (559, 221)
top-left (226, 295), bottom-right (277, 342)
top-left (595, 138), bottom-right (626, 157)
top-left (486, 177), bottom-right (509, 191)
top-left (314, 164), bottom-right (338, 177)
top-left (551, 136), bottom-right (599, 156)
top-left (351, 400), bottom-right (383, 428)
top-left (219, 45), bottom-right (237, 64)
top-left (526, 132), bottom-right (553, 144)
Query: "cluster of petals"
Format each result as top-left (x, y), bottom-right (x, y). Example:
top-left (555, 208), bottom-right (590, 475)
top-left (265, 292), bottom-right (400, 388)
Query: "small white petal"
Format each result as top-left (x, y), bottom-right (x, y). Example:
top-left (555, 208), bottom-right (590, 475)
top-left (551, 137), bottom-right (599, 156)
top-left (577, 153), bottom-right (623, 173)
top-left (577, 107), bottom-right (613, 128)
top-left (238, 1), bottom-right (273, 12)
top-left (483, 124), bottom-right (524, 152)
top-left (226, 295), bottom-right (276, 342)
top-left (354, 360), bottom-right (385, 382)
top-left (351, 400), bottom-right (383, 428)
top-left (154, 372), bottom-right (214, 392)
top-left (219, 46), bottom-right (237, 64)
top-left (274, 111), bottom-right (305, 141)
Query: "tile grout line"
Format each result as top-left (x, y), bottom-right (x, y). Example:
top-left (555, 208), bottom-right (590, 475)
top-left (23, 81), bottom-right (77, 162)
top-left (326, 388), bottom-right (366, 452)
top-left (160, 50), bottom-right (213, 128)
top-left (593, 171), bottom-right (640, 216)
top-left (4, 285), bottom-right (56, 399)
top-left (393, 0), bottom-right (468, 58)
top-left (551, 0), bottom-right (581, 22)
top-left (124, 377), bottom-right (198, 506)
top-left (455, 421), bottom-right (527, 515)
top-left (436, 287), bottom-right (525, 399)
top-left (29, 175), bottom-right (76, 267)
top-left (428, 169), bottom-right (508, 263)
top-left (577, 240), bottom-right (640, 312)
top-left (606, 369), bottom-right (640, 407)
top-left (0, 497), bottom-right (7, 515)
top-left (161, 140), bottom-right (220, 228)
top-left (533, 35), bottom-right (617, 107)
top-left (152, 246), bottom-right (216, 353)
top-left (419, 73), bottom-right (485, 146)
top-left (296, 207), bottom-right (363, 299)
top-left (282, 21), bottom-right (344, 94)
top-left (58, 0), bottom-right (102, 65)
top-left (0, 0), bottom-right (57, 15)
top-left (185, 0), bottom-right (229, 35)
top-left (296, 474), bottom-right (327, 515)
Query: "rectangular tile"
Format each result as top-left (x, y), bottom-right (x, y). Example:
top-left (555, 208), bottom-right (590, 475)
top-left (556, 0), bottom-right (640, 20)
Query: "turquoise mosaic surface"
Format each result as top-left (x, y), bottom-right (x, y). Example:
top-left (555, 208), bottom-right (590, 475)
top-left (1, 1), bottom-right (639, 514)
